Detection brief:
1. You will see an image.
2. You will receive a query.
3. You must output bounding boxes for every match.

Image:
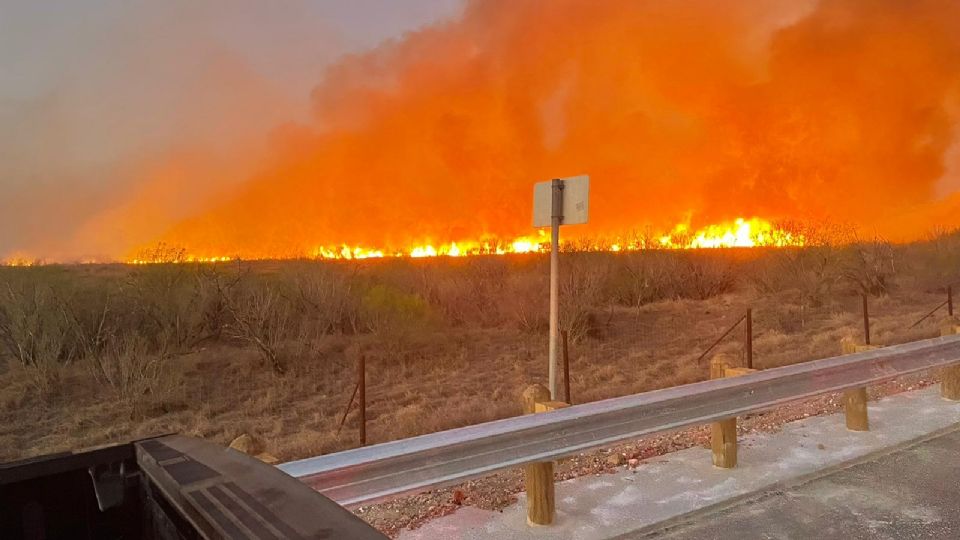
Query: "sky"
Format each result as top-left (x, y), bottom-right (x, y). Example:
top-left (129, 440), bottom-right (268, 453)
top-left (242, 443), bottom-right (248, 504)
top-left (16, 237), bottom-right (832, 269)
top-left (0, 0), bottom-right (462, 259)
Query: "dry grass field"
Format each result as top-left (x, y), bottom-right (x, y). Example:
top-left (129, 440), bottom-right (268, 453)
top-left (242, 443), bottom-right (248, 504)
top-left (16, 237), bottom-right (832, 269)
top-left (2, 233), bottom-right (960, 463)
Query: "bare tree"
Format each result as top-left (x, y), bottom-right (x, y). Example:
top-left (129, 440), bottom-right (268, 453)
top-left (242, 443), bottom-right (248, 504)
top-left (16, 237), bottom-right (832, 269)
top-left (224, 286), bottom-right (291, 374)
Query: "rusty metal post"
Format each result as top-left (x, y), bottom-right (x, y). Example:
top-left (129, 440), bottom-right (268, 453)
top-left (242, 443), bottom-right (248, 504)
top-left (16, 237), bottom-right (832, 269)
top-left (562, 330), bottom-right (571, 404)
top-left (745, 308), bottom-right (753, 370)
top-left (359, 355), bottom-right (366, 446)
top-left (548, 180), bottom-right (564, 399)
top-left (862, 294), bottom-right (871, 346)
top-left (949, 286), bottom-right (954, 317)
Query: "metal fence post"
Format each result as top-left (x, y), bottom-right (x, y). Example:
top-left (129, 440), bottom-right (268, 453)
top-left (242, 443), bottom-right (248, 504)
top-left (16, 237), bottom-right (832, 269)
top-left (562, 330), bottom-right (571, 404)
top-left (359, 355), bottom-right (367, 446)
top-left (862, 294), bottom-right (871, 345)
top-left (949, 286), bottom-right (954, 317)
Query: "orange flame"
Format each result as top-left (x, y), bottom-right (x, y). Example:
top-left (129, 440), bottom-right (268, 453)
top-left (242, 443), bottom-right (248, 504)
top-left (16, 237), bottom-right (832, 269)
top-left (114, 217), bottom-right (805, 264)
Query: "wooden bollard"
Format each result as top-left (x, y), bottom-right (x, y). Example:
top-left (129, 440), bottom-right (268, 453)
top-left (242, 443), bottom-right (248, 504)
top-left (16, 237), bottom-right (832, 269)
top-left (940, 319), bottom-right (960, 401)
top-left (843, 388), bottom-right (869, 431)
top-left (941, 317), bottom-right (960, 338)
top-left (709, 355), bottom-right (756, 469)
top-left (522, 385), bottom-right (568, 526)
top-left (840, 338), bottom-right (877, 432)
top-left (941, 367), bottom-right (960, 401)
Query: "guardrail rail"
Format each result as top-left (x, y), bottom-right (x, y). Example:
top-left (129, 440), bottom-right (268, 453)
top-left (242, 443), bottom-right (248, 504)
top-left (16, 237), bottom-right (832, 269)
top-left (280, 334), bottom-right (960, 507)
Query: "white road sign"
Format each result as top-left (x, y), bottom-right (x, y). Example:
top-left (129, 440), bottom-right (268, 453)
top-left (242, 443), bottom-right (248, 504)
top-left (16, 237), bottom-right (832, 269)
top-left (533, 175), bottom-right (589, 227)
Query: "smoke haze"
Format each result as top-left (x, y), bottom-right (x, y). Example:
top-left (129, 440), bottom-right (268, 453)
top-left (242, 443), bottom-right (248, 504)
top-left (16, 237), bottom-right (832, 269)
top-left (3, 0), bottom-right (960, 260)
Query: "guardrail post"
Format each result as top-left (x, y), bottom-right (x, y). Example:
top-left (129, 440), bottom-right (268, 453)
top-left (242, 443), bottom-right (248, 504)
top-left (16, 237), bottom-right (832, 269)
top-left (522, 384), bottom-right (567, 526)
top-left (839, 339), bottom-right (873, 431)
top-left (941, 317), bottom-right (960, 338)
top-left (843, 388), bottom-right (869, 431)
top-left (940, 321), bottom-right (960, 401)
top-left (709, 355), bottom-right (756, 468)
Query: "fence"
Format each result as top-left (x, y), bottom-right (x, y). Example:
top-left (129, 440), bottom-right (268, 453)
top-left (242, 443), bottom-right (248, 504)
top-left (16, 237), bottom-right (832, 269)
top-left (331, 281), bottom-right (959, 451)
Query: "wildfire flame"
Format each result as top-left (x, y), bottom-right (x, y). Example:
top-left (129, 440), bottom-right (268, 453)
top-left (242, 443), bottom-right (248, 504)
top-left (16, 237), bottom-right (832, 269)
top-left (106, 217), bottom-right (806, 265)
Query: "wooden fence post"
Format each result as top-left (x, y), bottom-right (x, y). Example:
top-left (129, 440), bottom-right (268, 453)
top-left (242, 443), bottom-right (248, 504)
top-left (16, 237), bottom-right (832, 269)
top-left (522, 384), bottom-right (555, 526)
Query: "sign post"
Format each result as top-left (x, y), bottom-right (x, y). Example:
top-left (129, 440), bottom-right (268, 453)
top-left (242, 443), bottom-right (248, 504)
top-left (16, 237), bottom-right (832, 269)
top-left (533, 175), bottom-right (589, 398)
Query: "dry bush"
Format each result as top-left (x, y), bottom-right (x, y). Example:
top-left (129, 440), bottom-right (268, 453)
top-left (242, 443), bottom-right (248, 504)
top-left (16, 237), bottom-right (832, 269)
top-left (288, 263), bottom-right (363, 335)
top-left (841, 239), bottom-right (897, 296)
top-left (87, 334), bottom-right (177, 415)
top-left (673, 254), bottom-right (738, 300)
top-left (752, 246), bottom-right (842, 308)
top-left (608, 252), bottom-right (678, 311)
top-left (560, 255), bottom-right (609, 342)
top-left (358, 283), bottom-right (432, 336)
top-left (192, 263), bottom-right (247, 342)
top-left (502, 271), bottom-right (548, 333)
top-left (900, 229), bottom-right (960, 291)
top-left (121, 264), bottom-right (208, 353)
top-left (224, 283), bottom-right (292, 374)
top-left (0, 269), bottom-right (73, 396)
top-left (429, 258), bottom-right (510, 327)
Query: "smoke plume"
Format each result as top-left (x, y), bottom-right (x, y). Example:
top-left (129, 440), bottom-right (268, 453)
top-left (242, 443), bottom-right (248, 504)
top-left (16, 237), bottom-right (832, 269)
top-left (19, 0), bottom-right (960, 259)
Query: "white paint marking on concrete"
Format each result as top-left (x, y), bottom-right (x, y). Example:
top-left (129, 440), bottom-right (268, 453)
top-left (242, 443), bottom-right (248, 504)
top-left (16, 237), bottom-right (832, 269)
top-left (397, 386), bottom-right (960, 540)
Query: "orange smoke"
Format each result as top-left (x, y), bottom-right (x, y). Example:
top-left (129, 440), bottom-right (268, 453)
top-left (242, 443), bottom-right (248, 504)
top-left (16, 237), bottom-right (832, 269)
top-left (75, 0), bottom-right (960, 261)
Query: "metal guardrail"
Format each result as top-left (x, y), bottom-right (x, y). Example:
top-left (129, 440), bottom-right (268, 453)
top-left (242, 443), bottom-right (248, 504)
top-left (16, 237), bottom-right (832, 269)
top-left (280, 334), bottom-right (960, 506)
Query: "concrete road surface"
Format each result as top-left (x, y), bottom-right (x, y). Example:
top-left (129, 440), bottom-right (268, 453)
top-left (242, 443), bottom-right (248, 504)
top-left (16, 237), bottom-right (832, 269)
top-left (645, 427), bottom-right (960, 540)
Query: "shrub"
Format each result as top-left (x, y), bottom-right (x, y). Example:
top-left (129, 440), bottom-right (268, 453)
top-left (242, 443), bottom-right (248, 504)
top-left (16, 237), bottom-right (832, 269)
top-left (560, 255), bottom-right (609, 342)
top-left (122, 264), bottom-right (207, 354)
top-left (0, 269), bottom-right (74, 396)
top-left (224, 282), bottom-right (292, 374)
top-left (841, 239), bottom-right (897, 296)
top-left (673, 254), bottom-right (737, 300)
top-left (751, 246), bottom-right (841, 308)
top-left (288, 263), bottom-right (363, 335)
top-left (502, 272), bottom-right (548, 333)
top-left (427, 258), bottom-right (510, 327)
top-left (359, 284), bottom-right (431, 335)
top-left (88, 334), bottom-right (173, 415)
top-left (609, 252), bottom-right (677, 310)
